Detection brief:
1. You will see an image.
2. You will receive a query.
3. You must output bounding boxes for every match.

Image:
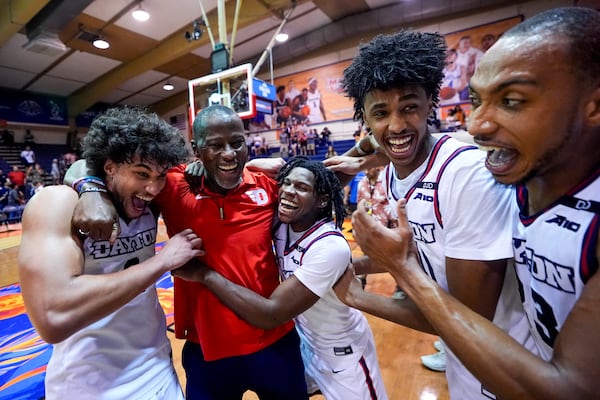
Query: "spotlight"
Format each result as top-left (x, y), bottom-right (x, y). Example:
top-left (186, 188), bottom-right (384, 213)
top-left (132, 3), bottom-right (150, 21)
top-left (185, 19), bottom-right (204, 42)
top-left (275, 32), bottom-right (289, 43)
top-left (162, 82), bottom-right (174, 91)
top-left (93, 37), bottom-right (110, 49)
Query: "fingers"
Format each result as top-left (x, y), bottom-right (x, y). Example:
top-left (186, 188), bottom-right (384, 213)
top-left (109, 221), bottom-right (120, 244)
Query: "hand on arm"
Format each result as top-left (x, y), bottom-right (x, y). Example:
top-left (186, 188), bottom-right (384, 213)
top-left (173, 266), bottom-right (319, 330)
top-left (65, 159), bottom-right (120, 242)
top-left (18, 187), bottom-right (204, 344)
top-left (353, 198), bottom-right (600, 399)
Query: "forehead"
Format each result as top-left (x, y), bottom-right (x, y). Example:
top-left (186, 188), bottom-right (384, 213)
top-left (117, 155), bottom-right (166, 174)
top-left (364, 85), bottom-right (427, 106)
top-left (203, 117), bottom-right (244, 137)
top-left (471, 36), bottom-right (572, 91)
top-left (286, 167), bottom-right (315, 184)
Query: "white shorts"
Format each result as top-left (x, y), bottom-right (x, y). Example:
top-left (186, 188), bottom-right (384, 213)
top-left (300, 330), bottom-right (388, 400)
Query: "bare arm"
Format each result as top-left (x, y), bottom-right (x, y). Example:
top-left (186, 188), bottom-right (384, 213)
top-left (172, 263), bottom-right (319, 330)
top-left (18, 186), bottom-right (204, 343)
top-left (334, 266), bottom-right (434, 333)
top-left (352, 198), bottom-right (600, 399)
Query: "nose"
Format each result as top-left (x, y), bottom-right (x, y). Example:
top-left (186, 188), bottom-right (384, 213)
top-left (221, 143), bottom-right (237, 159)
top-left (145, 180), bottom-right (164, 196)
top-left (388, 112), bottom-right (407, 134)
top-left (467, 105), bottom-right (497, 139)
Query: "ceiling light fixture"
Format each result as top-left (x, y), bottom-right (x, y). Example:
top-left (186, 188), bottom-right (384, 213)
top-left (162, 81), bottom-right (174, 91)
top-left (132, 3), bottom-right (150, 21)
top-left (275, 32), bottom-right (289, 43)
top-left (92, 37), bottom-right (110, 49)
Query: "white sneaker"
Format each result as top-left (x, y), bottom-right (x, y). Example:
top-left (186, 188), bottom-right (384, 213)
top-left (421, 350), bottom-right (446, 372)
top-left (433, 339), bottom-right (444, 352)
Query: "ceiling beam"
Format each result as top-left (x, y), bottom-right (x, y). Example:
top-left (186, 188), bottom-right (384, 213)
top-left (0, 0), bottom-right (49, 46)
top-left (67, 0), bottom-right (278, 118)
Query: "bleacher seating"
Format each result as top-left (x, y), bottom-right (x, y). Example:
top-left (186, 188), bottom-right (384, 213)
top-left (0, 143), bottom-right (71, 186)
top-left (261, 139), bottom-right (356, 161)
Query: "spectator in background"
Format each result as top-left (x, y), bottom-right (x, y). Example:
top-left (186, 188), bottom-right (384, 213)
top-left (343, 170), bottom-right (365, 215)
top-left (51, 158), bottom-right (61, 185)
top-left (278, 126), bottom-right (290, 158)
top-left (0, 168), bottom-right (7, 185)
top-left (1, 129), bottom-right (15, 149)
top-left (23, 129), bottom-right (35, 147)
top-left (20, 145), bottom-right (36, 167)
top-left (7, 165), bottom-right (26, 193)
top-left (0, 180), bottom-right (9, 209)
top-left (320, 126), bottom-right (332, 147)
top-left (325, 145), bottom-right (338, 159)
top-left (356, 166), bottom-right (396, 289)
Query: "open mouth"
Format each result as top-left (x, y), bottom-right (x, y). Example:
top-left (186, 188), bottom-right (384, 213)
top-left (478, 145), bottom-right (518, 174)
top-left (386, 135), bottom-right (413, 156)
top-left (279, 198), bottom-right (298, 211)
top-left (132, 194), bottom-right (152, 211)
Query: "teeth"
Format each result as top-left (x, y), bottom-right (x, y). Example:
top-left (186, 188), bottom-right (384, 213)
top-left (136, 194), bottom-right (153, 202)
top-left (280, 199), bottom-right (297, 208)
top-left (388, 137), bottom-right (411, 146)
top-left (220, 164), bottom-right (237, 171)
top-left (477, 145), bottom-right (502, 152)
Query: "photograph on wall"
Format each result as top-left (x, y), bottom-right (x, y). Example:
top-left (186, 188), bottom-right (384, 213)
top-left (272, 60), bottom-right (354, 128)
top-left (440, 15), bottom-right (523, 107)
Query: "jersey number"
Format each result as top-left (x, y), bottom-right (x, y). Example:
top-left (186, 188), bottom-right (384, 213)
top-left (531, 289), bottom-right (559, 347)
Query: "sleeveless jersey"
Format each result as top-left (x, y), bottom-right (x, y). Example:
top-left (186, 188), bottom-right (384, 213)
top-left (45, 210), bottom-right (176, 400)
top-left (512, 168), bottom-right (600, 361)
top-left (273, 219), bottom-right (367, 353)
top-left (385, 135), bottom-right (533, 400)
top-left (306, 89), bottom-right (324, 123)
top-left (272, 219), bottom-right (388, 399)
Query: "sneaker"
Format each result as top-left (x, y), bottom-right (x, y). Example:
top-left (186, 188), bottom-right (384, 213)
top-left (391, 289), bottom-right (406, 300)
top-left (433, 339), bottom-right (444, 352)
top-left (421, 350), bottom-right (446, 372)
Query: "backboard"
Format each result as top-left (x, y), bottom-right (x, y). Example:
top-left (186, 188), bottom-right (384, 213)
top-left (188, 63), bottom-right (255, 120)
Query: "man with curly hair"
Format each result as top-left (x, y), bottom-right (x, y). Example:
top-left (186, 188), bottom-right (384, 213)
top-left (327, 30), bottom-right (533, 399)
top-left (19, 107), bottom-right (204, 399)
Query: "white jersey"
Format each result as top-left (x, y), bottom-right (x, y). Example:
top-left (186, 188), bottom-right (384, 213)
top-left (385, 135), bottom-right (533, 400)
top-left (273, 219), bottom-right (388, 399)
top-left (512, 169), bottom-right (600, 361)
top-left (45, 210), bottom-right (181, 400)
top-left (306, 89), bottom-right (324, 123)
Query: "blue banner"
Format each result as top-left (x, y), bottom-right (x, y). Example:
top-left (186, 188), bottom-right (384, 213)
top-left (252, 78), bottom-right (276, 101)
top-left (75, 102), bottom-right (112, 128)
top-left (0, 88), bottom-right (68, 126)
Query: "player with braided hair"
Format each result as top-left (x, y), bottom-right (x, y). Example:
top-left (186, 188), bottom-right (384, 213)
top-left (174, 155), bottom-right (388, 399)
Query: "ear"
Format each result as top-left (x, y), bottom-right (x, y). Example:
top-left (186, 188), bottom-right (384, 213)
top-left (104, 159), bottom-right (116, 177)
top-left (584, 86), bottom-right (600, 127)
top-left (318, 194), bottom-right (329, 209)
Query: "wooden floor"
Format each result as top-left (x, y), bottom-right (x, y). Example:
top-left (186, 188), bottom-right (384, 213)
top-left (1, 220), bottom-right (449, 400)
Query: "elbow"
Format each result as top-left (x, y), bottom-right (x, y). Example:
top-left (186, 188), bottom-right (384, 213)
top-left (30, 312), bottom-right (75, 344)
